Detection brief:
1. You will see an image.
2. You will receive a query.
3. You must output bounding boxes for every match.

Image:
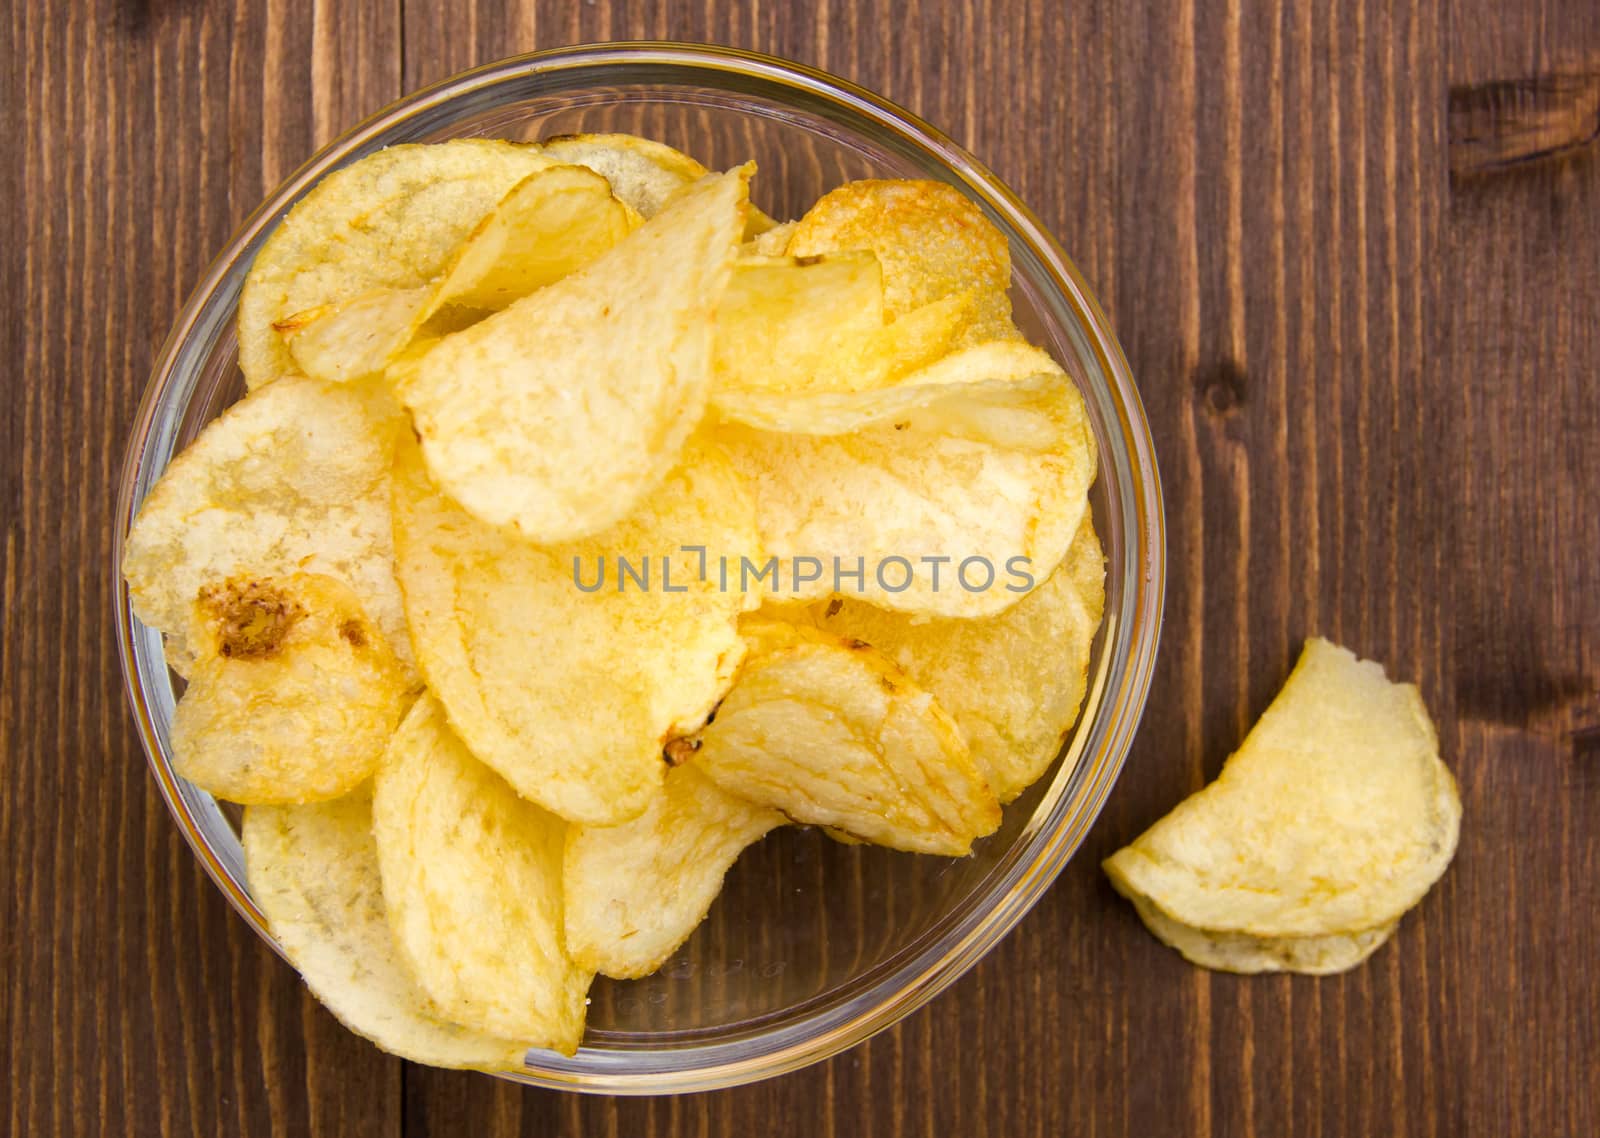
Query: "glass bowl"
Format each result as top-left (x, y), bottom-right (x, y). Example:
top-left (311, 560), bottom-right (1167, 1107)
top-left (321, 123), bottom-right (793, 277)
top-left (114, 43), bottom-right (1164, 1095)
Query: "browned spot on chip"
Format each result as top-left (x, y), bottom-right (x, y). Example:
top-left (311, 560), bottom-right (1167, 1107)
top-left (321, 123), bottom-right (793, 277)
top-left (879, 674), bottom-right (898, 693)
top-left (199, 578), bottom-right (306, 660)
top-left (663, 737), bottom-right (701, 767)
top-left (844, 638), bottom-right (872, 651)
top-left (824, 598), bottom-right (844, 618)
top-left (792, 254), bottom-right (825, 267)
top-left (339, 619), bottom-right (368, 648)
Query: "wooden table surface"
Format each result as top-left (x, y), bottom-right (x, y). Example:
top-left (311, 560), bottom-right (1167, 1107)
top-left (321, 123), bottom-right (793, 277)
top-left (5, 1), bottom-right (1597, 1134)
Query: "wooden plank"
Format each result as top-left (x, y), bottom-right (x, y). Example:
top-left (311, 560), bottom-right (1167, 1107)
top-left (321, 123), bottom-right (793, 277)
top-left (0, 1), bottom-right (402, 1135)
top-left (1442, 4), bottom-right (1600, 1134)
top-left (4, 0), bottom-right (1596, 1132)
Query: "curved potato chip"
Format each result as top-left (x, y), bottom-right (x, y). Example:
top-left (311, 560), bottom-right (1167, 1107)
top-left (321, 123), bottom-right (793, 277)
top-left (1104, 638), bottom-right (1463, 937)
top-left (1123, 891), bottom-right (1397, 976)
top-left (542, 133), bottom-right (778, 234)
top-left (714, 340), bottom-right (1070, 437)
top-left (239, 140), bottom-right (552, 387)
top-left (716, 347), bottom-right (1097, 618)
top-left (396, 167), bottom-right (749, 540)
top-left (243, 791), bottom-right (531, 1070)
top-left (431, 163), bottom-right (640, 310)
top-left (692, 621), bottom-right (1000, 855)
top-left (171, 574), bottom-right (409, 804)
top-left (277, 166), bottom-right (639, 385)
top-left (122, 375), bottom-right (414, 680)
top-left (563, 763), bottom-right (784, 979)
top-left (749, 219), bottom-right (796, 257)
top-left (804, 514), bottom-right (1104, 802)
top-left (277, 286), bottom-right (434, 385)
top-left (390, 435), bottom-right (757, 825)
top-left (373, 696), bottom-right (590, 1053)
top-left (785, 178), bottom-right (1018, 343)
top-left (541, 132), bottom-right (712, 218)
top-left (711, 252), bottom-right (885, 397)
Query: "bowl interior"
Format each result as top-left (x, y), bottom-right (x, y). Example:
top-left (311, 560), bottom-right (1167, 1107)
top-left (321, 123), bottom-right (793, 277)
top-left (119, 48), bottom-right (1161, 1091)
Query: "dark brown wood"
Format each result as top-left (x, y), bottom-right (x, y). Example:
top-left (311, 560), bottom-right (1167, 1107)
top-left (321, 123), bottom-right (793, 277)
top-left (4, 0), bottom-right (1597, 1134)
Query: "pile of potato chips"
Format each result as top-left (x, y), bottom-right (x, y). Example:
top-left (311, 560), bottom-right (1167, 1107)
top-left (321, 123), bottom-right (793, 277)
top-left (124, 135), bottom-right (1106, 1065)
top-left (1105, 638), bottom-right (1462, 974)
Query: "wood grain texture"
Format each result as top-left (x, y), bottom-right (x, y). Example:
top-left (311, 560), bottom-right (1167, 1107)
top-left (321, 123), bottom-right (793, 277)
top-left (3, 0), bottom-right (1596, 1134)
top-left (2, 1), bottom-right (404, 1135)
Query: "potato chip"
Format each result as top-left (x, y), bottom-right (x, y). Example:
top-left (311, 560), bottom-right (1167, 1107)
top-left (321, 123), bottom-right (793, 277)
top-left (239, 140), bottom-right (552, 387)
top-left (713, 339), bottom-right (1071, 436)
top-left (542, 133), bottom-right (778, 234)
top-left (1104, 638), bottom-right (1462, 938)
top-left (276, 286), bottom-right (434, 385)
top-left (711, 251), bottom-right (885, 396)
top-left (563, 764), bottom-right (784, 979)
top-left (715, 345), bottom-right (1097, 618)
top-left (540, 132), bottom-right (713, 218)
top-left (276, 165), bottom-right (639, 385)
top-left (1124, 891), bottom-right (1398, 976)
top-left (692, 621), bottom-right (1000, 855)
top-left (395, 167), bottom-right (749, 540)
top-left (749, 219), bottom-right (797, 257)
top-left (121, 375), bottom-right (414, 681)
top-left (430, 163), bottom-right (640, 310)
top-left (709, 253), bottom-right (978, 410)
top-left (803, 513), bottom-right (1104, 802)
top-left (390, 434), bottom-right (757, 825)
top-left (243, 790), bottom-right (531, 1070)
top-left (785, 178), bottom-right (1018, 343)
top-left (171, 574), bottom-right (409, 804)
top-left (372, 696), bottom-right (590, 1052)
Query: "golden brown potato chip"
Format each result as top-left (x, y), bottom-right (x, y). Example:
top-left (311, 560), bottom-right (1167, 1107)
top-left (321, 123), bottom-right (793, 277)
top-left (749, 219), bottom-right (797, 256)
top-left (1125, 892), bottom-right (1397, 976)
top-left (276, 165), bottom-right (639, 385)
top-left (430, 163), bottom-right (640, 310)
top-left (708, 253), bottom-right (975, 412)
top-left (277, 286), bottom-right (433, 385)
top-left (803, 513), bottom-right (1104, 802)
top-left (713, 339), bottom-right (1070, 436)
top-left (1104, 638), bottom-right (1462, 938)
top-left (243, 790), bottom-right (531, 1070)
top-left (121, 375), bottom-right (414, 681)
top-left (542, 133), bottom-right (778, 234)
top-left (711, 251), bottom-right (885, 397)
top-left (239, 140), bottom-right (552, 387)
top-left (540, 132), bottom-right (713, 218)
top-left (372, 696), bottom-right (590, 1053)
top-left (785, 178), bottom-right (1018, 343)
top-left (715, 344), bottom-right (1097, 618)
top-left (171, 574), bottom-right (409, 804)
top-left (563, 764), bottom-right (784, 979)
top-left (692, 621), bottom-right (1000, 855)
top-left (390, 434), bottom-right (757, 825)
top-left (396, 167), bottom-right (749, 540)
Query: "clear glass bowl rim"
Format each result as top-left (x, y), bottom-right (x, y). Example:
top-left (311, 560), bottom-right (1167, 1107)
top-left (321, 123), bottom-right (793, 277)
top-left (113, 41), bottom-right (1166, 1095)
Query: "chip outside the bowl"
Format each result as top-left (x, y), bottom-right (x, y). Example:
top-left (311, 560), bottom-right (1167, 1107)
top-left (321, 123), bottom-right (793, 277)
top-left (1105, 637), bottom-right (1462, 949)
top-left (1123, 891), bottom-right (1399, 976)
